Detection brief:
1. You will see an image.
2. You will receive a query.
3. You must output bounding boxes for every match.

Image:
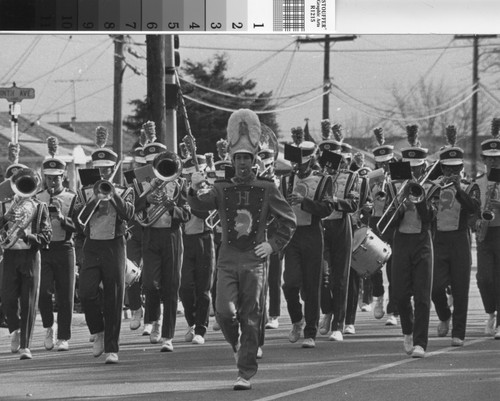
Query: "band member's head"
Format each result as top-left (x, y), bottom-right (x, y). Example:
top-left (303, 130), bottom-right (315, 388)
top-left (372, 127), bottom-right (394, 172)
top-left (182, 154), bottom-right (207, 182)
top-left (318, 139), bottom-right (341, 173)
top-left (295, 141), bottom-right (316, 177)
top-left (132, 146), bottom-right (147, 167)
top-left (257, 149), bottom-right (276, 177)
top-left (439, 125), bottom-right (464, 177)
top-left (42, 136), bottom-right (66, 192)
top-left (401, 124), bottom-right (428, 178)
top-left (227, 109), bottom-right (261, 178)
top-left (91, 126), bottom-right (118, 180)
top-left (481, 118), bottom-right (500, 171)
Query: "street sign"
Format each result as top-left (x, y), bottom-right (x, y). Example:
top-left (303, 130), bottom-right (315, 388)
top-left (0, 85), bottom-right (35, 102)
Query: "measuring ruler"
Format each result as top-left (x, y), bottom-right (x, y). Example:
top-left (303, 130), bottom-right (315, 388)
top-left (0, 0), bottom-right (335, 32)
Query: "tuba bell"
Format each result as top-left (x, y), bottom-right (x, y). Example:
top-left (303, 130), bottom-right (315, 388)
top-left (136, 150), bottom-right (183, 227)
top-left (0, 168), bottom-right (40, 249)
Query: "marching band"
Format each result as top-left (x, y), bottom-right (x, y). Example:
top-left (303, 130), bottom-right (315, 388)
top-left (0, 109), bottom-right (500, 391)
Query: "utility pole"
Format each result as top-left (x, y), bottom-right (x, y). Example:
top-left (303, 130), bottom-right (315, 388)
top-left (146, 35), bottom-right (167, 145)
top-left (164, 35), bottom-right (178, 153)
top-left (296, 35), bottom-right (357, 120)
top-left (112, 34), bottom-right (125, 184)
top-left (454, 34), bottom-right (497, 178)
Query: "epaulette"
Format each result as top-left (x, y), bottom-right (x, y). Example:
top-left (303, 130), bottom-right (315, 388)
top-left (256, 176), bottom-right (274, 183)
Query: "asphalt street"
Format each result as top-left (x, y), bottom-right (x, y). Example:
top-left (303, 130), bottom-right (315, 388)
top-left (0, 262), bottom-right (498, 401)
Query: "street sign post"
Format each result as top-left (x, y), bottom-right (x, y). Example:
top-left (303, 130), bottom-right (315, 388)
top-left (0, 84), bottom-right (35, 103)
top-left (0, 83), bottom-right (36, 162)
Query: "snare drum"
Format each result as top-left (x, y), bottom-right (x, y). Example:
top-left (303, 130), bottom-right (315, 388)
top-left (351, 227), bottom-right (391, 277)
top-left (125, 259), bottom-right (141, 287)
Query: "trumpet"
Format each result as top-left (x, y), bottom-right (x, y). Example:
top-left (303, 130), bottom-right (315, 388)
top-left (136, 151), bottom-right (183, 227)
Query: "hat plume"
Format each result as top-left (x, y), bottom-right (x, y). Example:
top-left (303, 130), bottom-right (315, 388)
top-left (291, 126), bottom-right (304, 146)
top-left (332, 123), bottom-right (343, 142)
top-left (406, 124), bottom-right (420, 147)
top-left (142, 121), bottom-right (157, 142)
top-left (95, 126), bottom-right (108, 148)
top-left (491, 118), bottom-right (500, 138)
top-left (321, 119), bottom-right (331, 140)
top-left (47, 136), bottom-right (59, 157)
top-left (445, 125), bottom-right (457, 147)
top-left (373, 127), bottom-right (384, 146)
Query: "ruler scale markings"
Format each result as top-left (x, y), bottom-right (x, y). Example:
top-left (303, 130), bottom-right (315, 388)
top-left (248, 0), bottom-right (273, 32)
top-left (226, 0), bottom-right (247, 31)
top-left (163, 0), bottom-right (184, 31)
top-left (120, 0), bottom-right (142, 30)
top-left (36, 0), bottom-right (57, 30)
top-left (98, 0), bottom-right (120, 31)
top-left (206, 0), bottom-right (226, 31)
top-left (142, 0), bottom-right (163, 31)
top-left (183, 0), bottom-right (205, 31)
top-left (78, 0), bottom-right (99, 30)
top-left (56, 0), bottom-right (78, 30)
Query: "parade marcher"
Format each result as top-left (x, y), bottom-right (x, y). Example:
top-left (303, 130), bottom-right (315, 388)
top-left (179, 153), bottom-right (215, 345)
top-left (125, 137), bottom-right (148, 333)
top-left (1, 160), bottom-right (52, 360)
top-left (36, 137), bottom-right (77, 352)
top-left (188, 109), bottom-right (296, 390)
top-left (475, 118), bottom-right (500, 339)
top-left (344, 152), bottom-right (371, 335)
top-left (135, 135), bottom-right (191, 352)
top-left (368, 128), bottom-right (400, 326)
top-left (318, 122), bottom-right (359, 342)
top-left (384, 125), bottom-right (438, 358)
top-left (75, 126), bottom-right (135, 364)
top-left (258, 147), bottom-right (283, 331)
top-left (431, 125), bottom-right (480, 346)
top-left (282, 139), bottom-right (333, 348)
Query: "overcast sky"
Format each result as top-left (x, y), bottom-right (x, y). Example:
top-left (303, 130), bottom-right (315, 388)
top-left (0, 34), bottom-right (499, 141)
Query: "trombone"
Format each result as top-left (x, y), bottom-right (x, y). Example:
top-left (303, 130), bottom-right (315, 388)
top-left (377, 160), bottom-right (440, 236)
top-left (77, 160), bottom-right (122, 228)
top-left (135, 151), bottom-right (183, 227)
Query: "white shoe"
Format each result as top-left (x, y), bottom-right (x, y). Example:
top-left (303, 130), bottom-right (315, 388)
top-left (105, 352), bottom-right (119, 364)
top-left (212, 321), bottom-right (221, 331)
top-left (360, 303), bottom-right (372, 312)
top-left (302, 338), bottom-right (316, 348)
top-left (265, 317), bottom-right (279, 329)
top-left (92, 332), bottom-right (105, 357)
top-left (192, 334), bottom-right (205, 345)
top-left (288, 319), bottom-right (304, 343)
top-left (130, 307), bottom-right (143, 330)
top-left (56, 340), bottom-right (69, 351)
top-left (373, 296), bottom-right (385, 319)
top-left (11, 329), bottom-right (21, 353)
top-left (403, 334), bottom-right (413, 355)
top-left (142, 323), bottom-right (153, 336)
top-left (319, 313), bottom-right (332, 335)
top-left (385, 314), bottom-right (398, 326)
top-left (344, 325), bottom-right (355, 335)
top-left (19, 348), bottom-right (32, 360)
top-left (485, 314), bottom-right (496, 336)
top-left (437, 318), bottom-right (450, 337)
top-left (329, 330), bottom-right (343, 341)
top-left (256, 347), bottom-right (263, 359)
top-left (495, 327), bottom-right (500, 340)
top-left (160, 338), bottom-right (174, 352)
top-left (44, 327), bottom-right (55, 350)
top-left (451, 337), bottom-right (464, 347)
top-left (233, 376), bottom-right (251, 390)
top-left (412, 345), bottom-right (425, 358)
top-left (185, 326), bottom-right (195, 342)
top-left (150, 321), bottom-right (161, 344)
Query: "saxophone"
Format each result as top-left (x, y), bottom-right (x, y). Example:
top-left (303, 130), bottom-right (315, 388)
top-left (476, 182), bottom-right (498, 243)
top-left (0, 196), bottom-right (37, 249)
